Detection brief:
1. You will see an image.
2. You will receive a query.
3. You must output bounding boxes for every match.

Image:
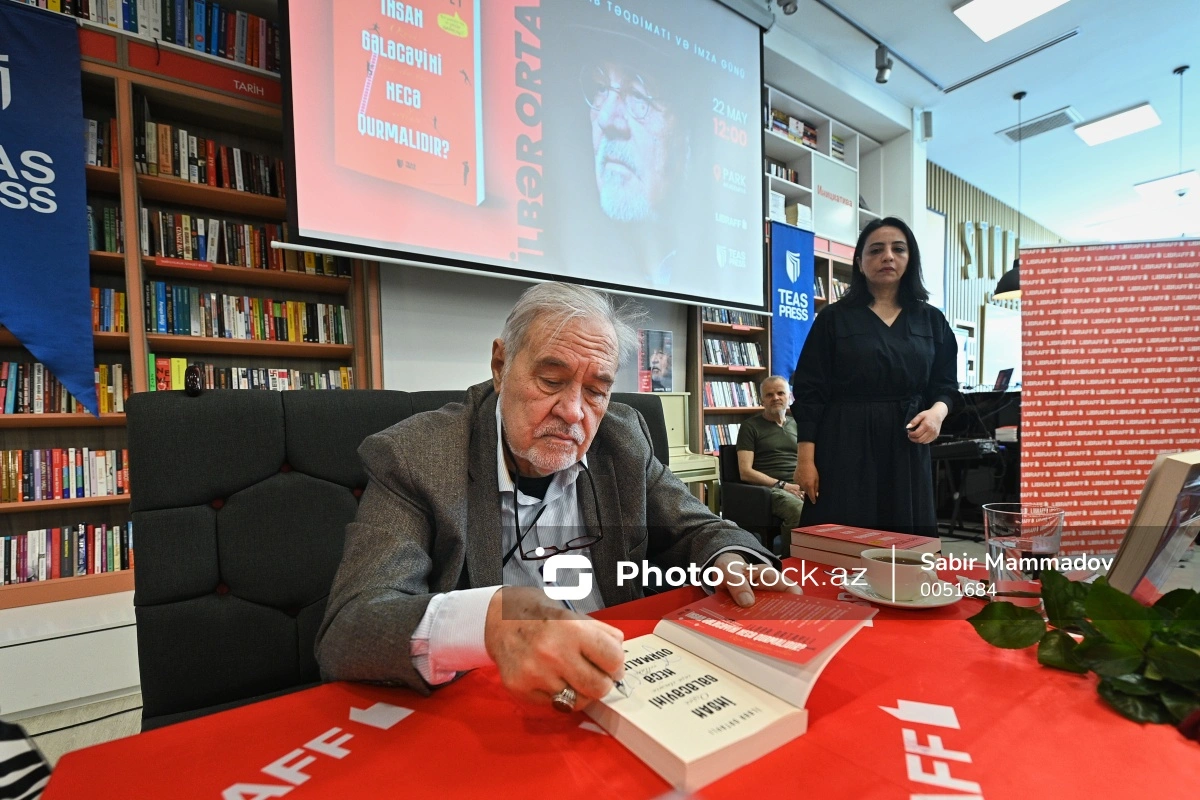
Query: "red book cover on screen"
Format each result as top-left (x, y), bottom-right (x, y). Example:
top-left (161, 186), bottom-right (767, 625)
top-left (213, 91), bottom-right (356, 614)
top-left (791, 524), bottom-right (941, 557)
top-left (333, 0), bottom-right (483, 205)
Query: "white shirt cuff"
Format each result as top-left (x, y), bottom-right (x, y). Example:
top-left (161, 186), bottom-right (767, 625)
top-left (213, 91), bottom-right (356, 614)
top-left (411, 585), bottom-right (502, 685)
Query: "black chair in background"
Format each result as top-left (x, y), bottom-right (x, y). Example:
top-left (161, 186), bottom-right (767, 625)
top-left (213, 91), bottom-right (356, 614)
top-left (717, 444), bottom-right (781, 552)
top-left (127, 389), bottom-right (668, 730)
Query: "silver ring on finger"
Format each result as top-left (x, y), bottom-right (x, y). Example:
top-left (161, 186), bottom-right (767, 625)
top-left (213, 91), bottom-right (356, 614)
top-left (551, 685), bottom-right (577, 713)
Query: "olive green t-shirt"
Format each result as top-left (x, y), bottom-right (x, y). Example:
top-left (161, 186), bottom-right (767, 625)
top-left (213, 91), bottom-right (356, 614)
top-left (735, 414), bottom-right (798, 482)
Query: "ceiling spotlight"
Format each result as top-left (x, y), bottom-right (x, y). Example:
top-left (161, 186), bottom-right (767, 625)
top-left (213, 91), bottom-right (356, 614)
top-left (875, 44), bottom-right (893, 83)
top-left (777, 0), bottom-right (798, 13)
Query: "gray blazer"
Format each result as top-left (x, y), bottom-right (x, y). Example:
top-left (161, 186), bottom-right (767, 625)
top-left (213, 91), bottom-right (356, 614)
top-left (314, 381), bottom-right (774, 692)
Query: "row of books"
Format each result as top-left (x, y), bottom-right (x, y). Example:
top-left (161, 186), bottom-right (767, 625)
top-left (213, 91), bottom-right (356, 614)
top-left (28, 1), bottom-right (281, 74)
top-left (2, 523), bottom-right (134, 586)
top-left (141, 207), bottom-right (285, 270)
top-left (831, 134), bottom-right (846, 163)
top-left (0, 362), bottom-right (129, 416)
top-left (814, 277), bottom-right (850, 300)
top-left (154, 360), bottom-right (355, 392)
top-left (88, 204), bottom-right (124, 253)
top-left (91, 288), bottom-right (128, 333)
top-left (84, 118), bottom-right (119, 169)
top-left (703, 380), bottom-right (762, 409)
top-left (703, 423), bottom-right (742, 454)
top-left (0, 447), bottom-right (129, 503)
top-left (768, 109), bottom-right (817, 149)
top-left (765, 158), bottom-right (803, 185)
top-left (133, 114), bottom-right (285, 198)
top-left (704, 338), bottom-right (764, 368)
top-left (143, 283), bottom-right (352, 345)
top-left (701, 307), bottom-right (766, 326)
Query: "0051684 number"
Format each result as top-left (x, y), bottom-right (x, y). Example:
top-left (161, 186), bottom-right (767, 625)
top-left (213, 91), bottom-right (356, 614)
top-left (921, 580), bottom-right (995, 598)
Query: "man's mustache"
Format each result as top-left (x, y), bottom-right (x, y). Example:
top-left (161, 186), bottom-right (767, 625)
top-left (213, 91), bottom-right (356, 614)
top-left (536, 421), bottom-right (585, 444)
top-left (597, 139), bottom-right (638, 174)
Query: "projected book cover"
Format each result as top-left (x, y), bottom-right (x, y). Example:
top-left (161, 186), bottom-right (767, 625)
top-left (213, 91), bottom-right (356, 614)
top-left (333, 0), bottom-right (484, 205)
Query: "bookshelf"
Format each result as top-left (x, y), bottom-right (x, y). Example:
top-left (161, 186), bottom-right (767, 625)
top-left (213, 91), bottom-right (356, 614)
top-left (764, 85), bottom-right (884, 242)
top-left (0, 20), bottom-right (381, 610)
top-left (688, 308), bottom-right (772, 456)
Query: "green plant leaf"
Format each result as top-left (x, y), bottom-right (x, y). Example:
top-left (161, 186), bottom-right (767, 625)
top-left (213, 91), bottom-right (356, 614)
top-left (968, 602), bottom-right (1046, 649)
top-left (1146, 642), bottom-right (1200, 682)
top-left (1037, 629), bottom-right (1088, 673)
top-left (1074, 638), bottom-right (1144, 676)
top-left (1098, 680), bottom-right (1174, 723)
top-left (1084, 577), bottom-right (1157, 649)
top-left (1168, 592), bottom-right (1200, 637)
top-left (1040, 569), bottom-right (1088, 631)
top-left (1104, 673), bottom-right (1163, 696)
top-left (1159, 688), bottom-right (1200, 724)
top-left (1154, 588), bottom-right (1198, 616)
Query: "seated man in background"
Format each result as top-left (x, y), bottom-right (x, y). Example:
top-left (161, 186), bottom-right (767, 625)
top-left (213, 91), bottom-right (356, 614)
top-left (736, 376), bottom-right (805, 543)
top-left (316, 282), bottom-right (797, 712)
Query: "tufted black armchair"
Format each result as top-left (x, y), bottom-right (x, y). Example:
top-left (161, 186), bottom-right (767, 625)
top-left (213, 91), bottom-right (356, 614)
top-left (127, 388), bottom-right (668, 730)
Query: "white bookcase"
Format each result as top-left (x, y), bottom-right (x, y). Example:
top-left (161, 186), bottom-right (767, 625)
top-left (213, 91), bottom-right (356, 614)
top-left (763, 85), bottom-right (884, 245)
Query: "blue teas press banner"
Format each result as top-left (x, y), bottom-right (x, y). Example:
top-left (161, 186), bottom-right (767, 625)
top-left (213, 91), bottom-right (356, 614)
top-left (769, 222), bottom-right (815, 383)
top-left (0, 2), bottom-right (98, 415)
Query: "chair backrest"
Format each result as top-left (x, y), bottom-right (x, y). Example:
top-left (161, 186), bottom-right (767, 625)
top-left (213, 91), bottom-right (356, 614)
top-left (127, 388), bottom-right (665, 728)
top-left (718, 444), bottom-right (743, 484)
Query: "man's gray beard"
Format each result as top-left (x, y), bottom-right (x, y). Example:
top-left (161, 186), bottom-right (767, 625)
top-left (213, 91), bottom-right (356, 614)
top-left (510, 440), bottom-right (578, 476)
top-left (599, 180), bottom-right (654, 222)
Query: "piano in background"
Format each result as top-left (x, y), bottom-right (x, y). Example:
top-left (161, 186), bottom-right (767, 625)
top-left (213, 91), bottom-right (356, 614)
top-left (657, 393), bottom-right (720, 512)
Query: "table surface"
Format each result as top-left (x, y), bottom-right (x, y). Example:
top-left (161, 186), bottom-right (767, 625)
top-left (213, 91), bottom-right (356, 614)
top-left (42, 560), bottom-right (1200, 799)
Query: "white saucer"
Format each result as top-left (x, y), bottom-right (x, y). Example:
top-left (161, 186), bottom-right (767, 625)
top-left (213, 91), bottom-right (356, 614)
top-left (843, 580), bottom-right (963, 609)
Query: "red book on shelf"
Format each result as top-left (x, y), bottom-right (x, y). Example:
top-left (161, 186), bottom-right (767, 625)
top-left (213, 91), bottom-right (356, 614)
top-left (206, 139), bottom-right (217, 187)
top-left (51, 529), bottom-right (61, 580)
top-left (155, 358), bottom-right (171, 392)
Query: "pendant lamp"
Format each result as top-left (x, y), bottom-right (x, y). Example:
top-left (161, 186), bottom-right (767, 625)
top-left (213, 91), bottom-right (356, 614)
top-left (994, 91), bottom-right (1025, 300)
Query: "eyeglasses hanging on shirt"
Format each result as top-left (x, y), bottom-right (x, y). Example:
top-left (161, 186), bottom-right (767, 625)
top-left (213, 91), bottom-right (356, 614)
top-left (501, 464), bottom-right (604, 567)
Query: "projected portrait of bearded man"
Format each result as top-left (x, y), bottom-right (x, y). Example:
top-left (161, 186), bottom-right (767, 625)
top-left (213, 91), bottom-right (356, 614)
top-left (574, 28), bottom-right (693, 285)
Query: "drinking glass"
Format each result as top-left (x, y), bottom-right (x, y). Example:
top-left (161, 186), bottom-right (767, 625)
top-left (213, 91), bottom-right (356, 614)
top-left (982, 503), bottom-right (1065, 597)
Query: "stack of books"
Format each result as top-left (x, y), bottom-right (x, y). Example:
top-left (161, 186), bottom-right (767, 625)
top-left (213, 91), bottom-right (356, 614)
top-left (790, 523), bottom-right (941, 569)
top-left (996, 425), bottom-right (1019, 443)
top-left (831, 135), bottom-right (846, 162)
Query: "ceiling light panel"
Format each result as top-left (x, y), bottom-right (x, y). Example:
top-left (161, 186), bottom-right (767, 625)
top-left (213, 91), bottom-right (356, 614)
top-left (1074, 104), bottom-right (1161, 146)
top-left (953, 0), bottom-right (1071, 43)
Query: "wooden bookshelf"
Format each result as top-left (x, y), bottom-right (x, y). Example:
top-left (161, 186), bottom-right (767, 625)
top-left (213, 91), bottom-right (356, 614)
top-left (1, 28), bottom-right (379, 611)
top-left (702, 365), bottom-right (768, 376)
top-left (85, 165), bottom-right (120, 193)
top-left (0, 571), bottom-right (134, 611)
top-left (142, 258), bottom-right (352, 293)
top-left (145, 334), bottom-right (354, 359)
top-left (0, 413), bottom-right (125, 429)
top-left (701, 322), bottom-right (767, 335)
top-left (90, 251), bottom-right (127, 273)
top-left (704, 407), bottom-right (765, 414)
top-left (0, 495), bottom-right (131, 516)
top-left (137, 174), bottom-right (287, 219)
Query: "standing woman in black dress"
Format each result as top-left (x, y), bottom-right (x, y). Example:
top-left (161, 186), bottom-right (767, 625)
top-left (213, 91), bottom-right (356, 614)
top-left (790, 217), bottom-right (958, 536)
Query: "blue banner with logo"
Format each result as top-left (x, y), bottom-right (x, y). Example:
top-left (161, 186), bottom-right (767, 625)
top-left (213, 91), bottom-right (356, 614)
top-left (0, 3), bottom-right (97, 415)
top-left (769, 222), bottom-right (815, 383)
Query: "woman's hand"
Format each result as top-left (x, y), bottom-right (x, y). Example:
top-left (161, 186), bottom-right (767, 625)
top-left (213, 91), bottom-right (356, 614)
top-left (906, 403), bottom-right (948, 445)
top-left (794, 462), bottom-right (819, 504)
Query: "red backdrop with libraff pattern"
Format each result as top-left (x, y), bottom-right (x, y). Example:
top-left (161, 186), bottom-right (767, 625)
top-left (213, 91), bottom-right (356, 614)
top-left (1020, 239), bottom-right (1200, 554)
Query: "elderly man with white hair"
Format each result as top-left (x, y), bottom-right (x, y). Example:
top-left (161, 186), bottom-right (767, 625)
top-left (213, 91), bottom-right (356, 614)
top-left (317, 282), bottom-right (796, 713)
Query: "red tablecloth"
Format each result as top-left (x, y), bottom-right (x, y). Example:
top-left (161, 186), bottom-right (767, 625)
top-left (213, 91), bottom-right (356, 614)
top-left (42, 561), bottom-right (1199, 798)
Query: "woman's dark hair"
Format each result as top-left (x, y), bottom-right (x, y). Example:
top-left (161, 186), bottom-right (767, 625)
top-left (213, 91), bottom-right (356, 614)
top-left (839, 216), bottom-right (930, 308)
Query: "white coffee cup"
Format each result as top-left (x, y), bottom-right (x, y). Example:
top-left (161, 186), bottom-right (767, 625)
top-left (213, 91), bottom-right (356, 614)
top-left (860, 548), bottom-right (938, 602)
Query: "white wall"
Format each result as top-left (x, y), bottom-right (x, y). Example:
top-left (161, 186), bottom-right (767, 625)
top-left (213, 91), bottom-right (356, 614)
top-left (380, 266), bottom-right (689, 394)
